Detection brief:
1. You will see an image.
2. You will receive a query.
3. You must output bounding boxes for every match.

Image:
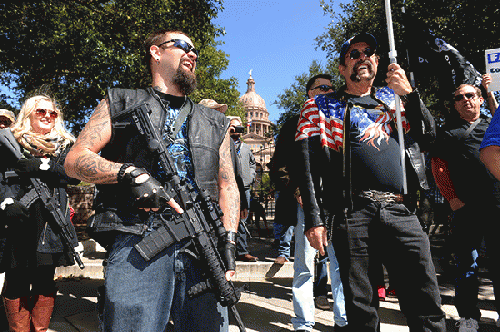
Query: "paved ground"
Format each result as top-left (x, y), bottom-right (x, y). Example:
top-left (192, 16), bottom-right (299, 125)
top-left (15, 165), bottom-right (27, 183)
top-left (0, 223), bottom-right (498, 331)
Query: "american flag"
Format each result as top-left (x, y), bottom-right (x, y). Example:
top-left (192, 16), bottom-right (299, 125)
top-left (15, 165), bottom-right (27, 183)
top-left (295, 98), bottom-right (344, 151)
top-left (295, 89), bottom-right (409, 151)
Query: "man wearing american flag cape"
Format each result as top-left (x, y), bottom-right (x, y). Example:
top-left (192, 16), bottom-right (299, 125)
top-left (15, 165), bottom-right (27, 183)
top-left (294, 33), bottom-right (446, 331)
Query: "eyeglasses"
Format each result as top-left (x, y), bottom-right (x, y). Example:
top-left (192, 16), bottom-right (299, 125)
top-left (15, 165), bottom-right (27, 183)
top-left (34, 109), bottom-right (59, 119)
top-left (348, 47), bottom-right (375, 60)
top-left (157, 39), bottom-right (199, 57)
top-left (454, 93), bottom-right (476, 102)
top-left (311, 85), bottom-right (334, 92)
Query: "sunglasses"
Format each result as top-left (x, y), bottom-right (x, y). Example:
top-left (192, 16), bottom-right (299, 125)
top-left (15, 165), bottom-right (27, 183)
top-left (34, 109), bottom-right (59, 119)
top-left (311, 85), bottom-right (334, 92)
top-left (454, 92), bottom-right (476, 102)
top-left (348, 47), bottom-right (375, 60)
top-left (157, 39), bottom-right (199, 57)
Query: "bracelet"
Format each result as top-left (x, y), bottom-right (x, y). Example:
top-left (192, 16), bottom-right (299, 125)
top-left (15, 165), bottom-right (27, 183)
top-left (0, 198), bottom-right (14, 211)
top-left (226, 231), bottom-right (238, 244)
top-left (117, 163), bottom-right (135, 184)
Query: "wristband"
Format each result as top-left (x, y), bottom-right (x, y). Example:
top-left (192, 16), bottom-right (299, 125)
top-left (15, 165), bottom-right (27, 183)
top-left (117, 163), bottom-right (135, 183)
top-left (226, 231), bottom-right (238, 244)
top-left (0, 198), bottom-right (14, 211)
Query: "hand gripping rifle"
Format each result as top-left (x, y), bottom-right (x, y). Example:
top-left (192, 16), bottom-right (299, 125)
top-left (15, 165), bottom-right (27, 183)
top-left (0, 129), bottom-right (84, 269)
top-left (117, 104), bottom-right (246, 331)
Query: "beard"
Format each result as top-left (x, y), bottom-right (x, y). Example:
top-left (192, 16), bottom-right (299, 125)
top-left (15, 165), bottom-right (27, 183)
top-left (173, 65), bottom-right (197, 95)
top-left (349, 60), bottom-right (376, 83)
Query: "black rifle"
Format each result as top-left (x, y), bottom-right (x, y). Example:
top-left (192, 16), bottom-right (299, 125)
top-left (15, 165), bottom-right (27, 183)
top-left (116, 104), bottom-right (246, 331)
top-left (0, 129), bottom-right (84, 269)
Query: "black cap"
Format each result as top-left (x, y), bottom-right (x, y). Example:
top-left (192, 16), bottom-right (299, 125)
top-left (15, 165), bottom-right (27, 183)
top-left (339, 33), bottom-right (377, 66)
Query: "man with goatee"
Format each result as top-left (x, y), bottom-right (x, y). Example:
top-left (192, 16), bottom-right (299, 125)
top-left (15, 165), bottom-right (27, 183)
top-left (64, 29), bottom-right (239, 332)
top-left (294, 33), bottom-right (446, 331)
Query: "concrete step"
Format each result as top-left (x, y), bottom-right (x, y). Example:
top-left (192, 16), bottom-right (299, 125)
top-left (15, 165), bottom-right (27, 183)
top-left (56, 233), bottom-right (295, 282)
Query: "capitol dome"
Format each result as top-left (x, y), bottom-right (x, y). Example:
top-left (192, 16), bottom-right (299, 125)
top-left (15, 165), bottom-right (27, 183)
top-left (240, 75), bottom-right (266, 111)
top-left (238, 71), bottom-right (274, 172)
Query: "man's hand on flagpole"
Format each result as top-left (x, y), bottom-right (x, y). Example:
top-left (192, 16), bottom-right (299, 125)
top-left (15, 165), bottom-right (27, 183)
top-left (386, 63), bottom-right (413, 96)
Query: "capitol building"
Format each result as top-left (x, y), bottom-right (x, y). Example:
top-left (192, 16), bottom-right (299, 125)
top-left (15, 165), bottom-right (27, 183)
top-left (239, 71), bottom-right (274, 171)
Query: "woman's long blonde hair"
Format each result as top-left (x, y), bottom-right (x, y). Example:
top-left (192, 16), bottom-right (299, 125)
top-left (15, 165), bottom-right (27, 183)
top-left (11, 95), bottom-right (75, 148)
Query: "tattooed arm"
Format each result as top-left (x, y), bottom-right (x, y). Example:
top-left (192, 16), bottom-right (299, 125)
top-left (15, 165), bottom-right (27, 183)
top-left (64, 98), bottom-right (120, 184)
top-left (218, 130), bottom-right (240, 233)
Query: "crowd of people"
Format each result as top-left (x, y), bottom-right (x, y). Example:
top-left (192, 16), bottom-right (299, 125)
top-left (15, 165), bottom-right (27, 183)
top-left (0, 27), bottom-right (500, 332)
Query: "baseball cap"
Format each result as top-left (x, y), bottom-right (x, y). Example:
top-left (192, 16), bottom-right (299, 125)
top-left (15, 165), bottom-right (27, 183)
top-left (0, 109), bottom-right (15, 123)
top-left (339, 33), bottom-right (377, 66)
top-left (199, 99), bottom-right (228, 113)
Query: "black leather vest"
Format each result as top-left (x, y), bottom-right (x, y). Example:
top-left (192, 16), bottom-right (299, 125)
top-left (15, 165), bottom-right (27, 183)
top-left (91, 88), bottom-right (229, 235)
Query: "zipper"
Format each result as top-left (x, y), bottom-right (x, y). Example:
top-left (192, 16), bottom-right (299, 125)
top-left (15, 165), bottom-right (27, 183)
top-left (41, 222), bottom-right (48, 245)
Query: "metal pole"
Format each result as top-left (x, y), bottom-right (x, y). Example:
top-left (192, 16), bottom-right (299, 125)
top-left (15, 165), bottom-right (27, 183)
top-left (385, 0), bottom-right (408, 194)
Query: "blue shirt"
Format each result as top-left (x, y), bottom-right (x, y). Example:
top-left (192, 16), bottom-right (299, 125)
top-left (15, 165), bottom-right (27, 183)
top-left (480, 106), bottom-right (500, 149)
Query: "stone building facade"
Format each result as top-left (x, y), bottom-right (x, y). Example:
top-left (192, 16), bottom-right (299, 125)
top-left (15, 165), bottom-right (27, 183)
top-left (239, 72), bottom-right (274, 171)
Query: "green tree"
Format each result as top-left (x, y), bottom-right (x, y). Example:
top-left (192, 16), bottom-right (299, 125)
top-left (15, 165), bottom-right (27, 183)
top-left (274, 59), bottom-right (341, 132)
top-left (0, 0), bottom-right (241, 132)
top-left (316, 0), bottom-right (500, 119)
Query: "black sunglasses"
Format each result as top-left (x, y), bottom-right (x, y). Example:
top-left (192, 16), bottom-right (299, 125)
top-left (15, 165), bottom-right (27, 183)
top-left (311, 84), bottom-right (334, 92)
top-left (348, 47), bottom-right (375, 60)
top-left (454, 92), bottom-right (476, 102)
top-left (157, 39), bottom-right (199, 57)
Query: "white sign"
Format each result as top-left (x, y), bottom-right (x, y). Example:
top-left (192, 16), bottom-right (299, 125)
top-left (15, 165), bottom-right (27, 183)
top-left (485, 48), bottom-right (500, 92)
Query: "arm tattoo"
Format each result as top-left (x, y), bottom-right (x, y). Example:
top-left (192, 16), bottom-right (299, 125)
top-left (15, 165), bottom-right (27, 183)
top-left (219, 130), bottom-right (240, 232)
top-left (67, 99), bottom-right (122, 184)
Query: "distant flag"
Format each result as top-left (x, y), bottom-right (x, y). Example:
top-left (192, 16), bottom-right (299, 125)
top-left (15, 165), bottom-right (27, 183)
top-left (404, 15), bottom-right (482, 99)
top-left (247, 119), bottom-right (252, 127)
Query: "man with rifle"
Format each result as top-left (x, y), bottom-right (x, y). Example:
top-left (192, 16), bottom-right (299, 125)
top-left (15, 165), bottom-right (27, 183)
top-left (64, 29), bottom-right (241, 332)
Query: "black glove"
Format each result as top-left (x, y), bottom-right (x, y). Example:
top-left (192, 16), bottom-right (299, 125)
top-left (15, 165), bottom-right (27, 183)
top-left (1, 199), bottom-right (30, 228)
top-left (222, 241), bottom-right (236, 271)
top-left (122, 168), bottom-right (171, 208)
top-left (15, 157), bottom-right (54, 176)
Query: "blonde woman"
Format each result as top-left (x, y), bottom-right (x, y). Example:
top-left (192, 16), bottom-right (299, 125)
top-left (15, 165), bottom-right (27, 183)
top-left (0, 94), bottom-right (79, 332)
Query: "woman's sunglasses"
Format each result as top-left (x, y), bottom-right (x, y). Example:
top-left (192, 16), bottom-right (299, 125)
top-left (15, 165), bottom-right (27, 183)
top-left (157, 39), bottom-right (199, 57)
top-left (348, 47), bottom-right (375, 60)
top-left (34, 109), bottom-right (59, 119)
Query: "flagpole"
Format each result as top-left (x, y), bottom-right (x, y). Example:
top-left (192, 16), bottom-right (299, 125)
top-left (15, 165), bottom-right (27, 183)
top-left (384, 0), bottom-right (408, 194)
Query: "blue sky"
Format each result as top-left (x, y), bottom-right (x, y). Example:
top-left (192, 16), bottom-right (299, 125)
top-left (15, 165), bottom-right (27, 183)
top-left (213, 0), bottom-right (337, 122)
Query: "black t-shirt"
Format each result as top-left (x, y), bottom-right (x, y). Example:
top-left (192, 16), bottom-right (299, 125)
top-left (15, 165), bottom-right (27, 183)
top-left (433, 115), bottom-right (500, 206)
top-left (345, 94), bottom-right (405, 194)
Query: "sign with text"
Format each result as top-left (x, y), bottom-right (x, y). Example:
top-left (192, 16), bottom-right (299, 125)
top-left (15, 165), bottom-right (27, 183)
top-left (485, 48), bottom-right (500, 92)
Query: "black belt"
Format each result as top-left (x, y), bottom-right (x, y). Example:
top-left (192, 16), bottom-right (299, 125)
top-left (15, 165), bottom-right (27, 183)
top-left (358, 190), bottom-right (404, 203)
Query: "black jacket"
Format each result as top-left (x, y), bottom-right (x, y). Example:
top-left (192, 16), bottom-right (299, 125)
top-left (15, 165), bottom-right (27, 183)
top-left (297, 88), bottom-right (435, 232)
top-left (0, 131), bottom-right (79, 270)
top-left (90, 88), bottom-right (229, 236)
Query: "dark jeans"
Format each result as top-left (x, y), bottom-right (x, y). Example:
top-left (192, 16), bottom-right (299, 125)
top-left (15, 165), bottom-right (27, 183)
top-left (313, 254), bottom-right (329, 297)
top-left (451, 204), bottom-right (500, 320)
top-left (332, 199), bottom-right (446, 332)
top-left (237, 189), bottom-right (251, 256)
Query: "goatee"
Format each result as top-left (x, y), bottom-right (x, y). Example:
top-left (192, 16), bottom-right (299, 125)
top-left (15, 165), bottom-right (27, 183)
top-left (350, 60), bottom-right (375, 83)
top-left (173, 66), bottom-right (197, 95)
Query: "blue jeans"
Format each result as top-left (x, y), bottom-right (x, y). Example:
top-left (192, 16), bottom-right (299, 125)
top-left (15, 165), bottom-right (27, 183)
top-left (452, 204), bottom-right (500, 320)
top-left (274, 223), bottom-right (294, 259)
top-left (102, 233), bottom-right (229, 332)
top-left (292, 203), bottom-right (347, 330)
top-left (333, 199), bottom-right (445, 332)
